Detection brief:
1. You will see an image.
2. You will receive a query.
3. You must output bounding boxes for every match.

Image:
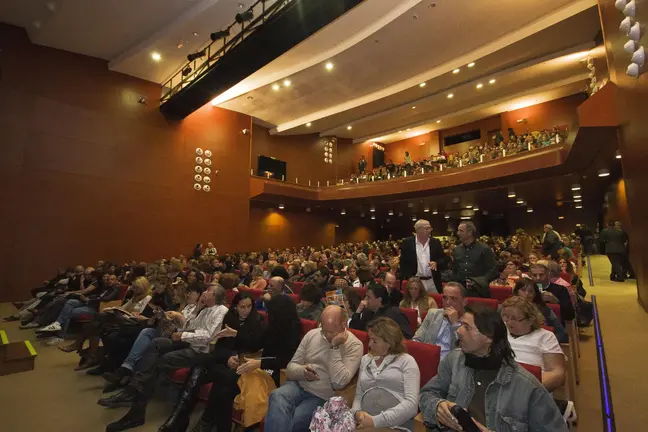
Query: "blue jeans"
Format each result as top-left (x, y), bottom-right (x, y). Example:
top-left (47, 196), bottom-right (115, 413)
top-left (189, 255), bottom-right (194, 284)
top-left (265, 381), bottom-right (325, 432)
top-left (122, 327), bottom-right (161, 370)
top-left (57, 299), bottom-right (96, 336)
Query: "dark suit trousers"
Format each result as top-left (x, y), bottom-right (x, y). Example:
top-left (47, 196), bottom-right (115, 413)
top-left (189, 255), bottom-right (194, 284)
top-left (607, 253), bottom-right (624, 280)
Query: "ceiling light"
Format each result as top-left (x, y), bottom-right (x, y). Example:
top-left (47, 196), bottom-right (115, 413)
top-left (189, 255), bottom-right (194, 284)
top-left (306, 122), bottom-right (312, 127)
top-left (388, 210), bottom-right (394, 216)
top-left (406, 128), bottom-right (411, 131)
top-left (447, 93), bottom-right (454, 99)
top-left (573, 194), bottom-right (582, 199)
top-left (476, 83), bottom-right (483, 89)
top-left (210, 29), bottom-right (230, 41)
top-left (325, 62), bottom-right (334, 71)
top-left (516, 199), bottom-right (524, 204)
top-left (306, 207), bottom-right (311, 212)
top-left (419, 82), bottom-right (426, 88)
top-left (489, 79), bottom-right (496, 84)
top-left (576, 205), bottom-right (583, 209)
top-left (436, 120), bottom-right (441, 123)
top-left (453, 68), bottom-right (460, 74)
top-left (473, 206), bottom-right (479, 211)
top-left (412, 106), bottom-right (416, 110)
top-left (371, 215), bottom-right (376, 220)
top-left (177, 42), bottom-right (185, 49)
top-left (278, 204), bottom-right (284, 209)
top-left (461, 216), bottom-right (471, 220)
top-left (370, 206), bottom-right (375, 212)
top-left (424, 207), bottom-right (430, 213)
top-left (341, 209), bottom-right (346, 215)
top-left (193, 32), bottom-right (199, 36)
top-left (574, 198), bottom-right (582, 202)
top-left (445, 215), bottom-right (450, 219)
top-left (571, 184), bottom-right (581, 191)
top-left (283, 79), bottom-right (291, 87)
top-left (466, 205), bottom-right (473, 209)
top-left (246, 96), bottom-right (253, 100)
top-left (398, 130), bottom-right (403, 133)
top-left (616, 150), bottom-right (622, 159)
top-left (412, 216), bottom-right (417, 221)
top-left (433, 210), bottom-right (438, 214)
top-left (598, 168), bottom-right (611, 177)
top-left (508, 191), bottom-right (516, 198)
top-left (272, 84), bottom-right (280, 91)
top-left (558, 216), bottom-right (565, 220)
top-left (527, 208), bottom-right (534, 213)
top-left (347, 126), bottom-right (352, 130)
top-left (467, 62), bottom-right (475, 67)
top-left (151, 52), bottom-right (162, 62)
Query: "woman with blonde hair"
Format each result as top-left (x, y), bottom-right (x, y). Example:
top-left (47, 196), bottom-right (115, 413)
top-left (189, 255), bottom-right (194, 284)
top-left (400, 277), bottom-right (437, 325)
top-left (249, 265), bottom-right (268, 290)
top-left (352, 317), bottom-right (420, 430)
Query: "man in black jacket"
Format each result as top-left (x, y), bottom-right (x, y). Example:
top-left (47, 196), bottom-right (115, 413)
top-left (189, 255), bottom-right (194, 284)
top-left (399, 219), bottom-right (448, 294)
top-left (349, 282), bottom-right (412, 339)
top-left (600, 221), bottom-right (628, 282)
top-left (541, 224), bottom-right (562, 259)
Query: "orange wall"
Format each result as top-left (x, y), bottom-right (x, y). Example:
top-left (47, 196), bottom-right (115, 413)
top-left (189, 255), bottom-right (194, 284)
top-left (605, 178), bottom-right (629, 227)
top-left (440, 116), bottom-right (501, 151)
top-left (384, 131), bottom-right (440, 164)
top-left (500, 93), bottom-right (587, 136)
top-left (337, 139), bottom-right (373, 178)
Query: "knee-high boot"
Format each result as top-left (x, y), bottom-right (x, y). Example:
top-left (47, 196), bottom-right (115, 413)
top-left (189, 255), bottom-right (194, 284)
top-left (159, 366), bottom-right (204, 432)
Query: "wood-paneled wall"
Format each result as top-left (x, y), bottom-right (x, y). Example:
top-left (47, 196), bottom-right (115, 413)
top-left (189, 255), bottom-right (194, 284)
top-left (500, 94), bottom-right (587, 136)
top-left (383, 131), bottom-right (440, 165)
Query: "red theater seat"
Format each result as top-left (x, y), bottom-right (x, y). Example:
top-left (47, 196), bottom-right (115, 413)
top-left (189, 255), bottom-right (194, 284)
top-left (401, 279), bottom-right (408, 293)
top-left (225, 290), bottom-right (236, 306)
top-left (489, 285), bottom-right (513, 303)
top-left (404, 340), bottom-right (441, 387)
top-left (301, 319), bottom-right (318, 336)
top-left (465, 297), bottom-right (498, 310)
top-left (292, 282), bottom-right (304, 294)
top-left (548, 303), bottom-right (561, 321)
top-left (348, 328), bottom-right (369, 354)
top-left (239, 287), bottom-right (263, 301)
top-left (400, 308), bottom-right (418, 336)
top-left (355, 287), bottom-right (367, 299)
top-left (519, 362), bottom-right (542, 382)
top-left (429, 293), bottom-right (443, 308)
top-left (287, 293), bottom-right (299, 304)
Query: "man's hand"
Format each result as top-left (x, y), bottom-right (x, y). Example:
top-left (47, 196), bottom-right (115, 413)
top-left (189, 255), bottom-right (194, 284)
top-left (542, 292), bottom-right (559, 304)
top-left (262, 293), bottom-right (272, 302)
top-left (356, 299), bottom-right (367, 314)
top-left (429, 261), bottom-right (438, 271)
top-left (216, 325), bottom-right (238, 339)
top-left (227, 356), bottom-right (239, 370)
top-left (330, 330), bottom-right (348, 347)
top-left (473, 418), bottom-right (490, 432)
top-left (355, 411), bottom-right (374, 429)
top-left (171, 332), bottom-right (183, 341)
top-left (304, 364), bottom-right (320, 381)
top-left (78, 295), bottom-right (89, 303)
top-left (236, 358), bottom-right (261, 375)
top-left (444, 307), bottom-right (460, 325)
top-left (436, 400), bottom-right (462, 431)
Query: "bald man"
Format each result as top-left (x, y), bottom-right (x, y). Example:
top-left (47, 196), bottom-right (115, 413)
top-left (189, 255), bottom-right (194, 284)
top-left (256, 276), bottom-right (286, 312)
top-left (400, 219), bottom-right (448, 293)
top-left (266, 306), bottom-right (363, 432)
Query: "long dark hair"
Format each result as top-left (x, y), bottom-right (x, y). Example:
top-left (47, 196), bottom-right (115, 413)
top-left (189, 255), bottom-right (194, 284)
top-left (266, 295), bottom-right (301, 342)
top-left (465, 303), bottom-right (515, 365)
top-left (223, 292), bottom-right (258, 330)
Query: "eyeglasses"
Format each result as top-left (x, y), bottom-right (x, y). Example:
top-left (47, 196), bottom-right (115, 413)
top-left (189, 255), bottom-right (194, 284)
top-left (501, 314), bottom-right (527, 323)
top-left (443, 295), bottom-right (460, 302)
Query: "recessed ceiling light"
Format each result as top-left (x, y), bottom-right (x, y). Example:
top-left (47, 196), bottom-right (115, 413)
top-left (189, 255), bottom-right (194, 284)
top-left (476, 83), bottom-right (483, 89)
top-left (419, 82), bottom-right (426, 88)
top-left (447, 93), bottom-right (454, 99)
top-left (412, 14), bottom-right (419, 19)
top-left (406, 128), bottom-right (411, 131)
top-left (615, 150), bottom-right (622, 159)
top-left (574, 198), bottom-right (582, 202)
top-left (466, 205), bottom-right (473, 209)
top-left (347, 125), bottom-right (352, 130)
top-left (193, 32), bottom-right (199, 36)
top-left (177, 42), bottom-right (184, 49)
top-left (571, 184), bottom-right (581, 191)
top-left (272, 84), bottom-right (280, 91)
top-left (151, 52), bottom-right (162, 61)
top-left (436, 120), bottom-right (441, 123)
top-left (325, 62), bottom-right (334, 71)
top-left (412, 106), bottom-right (416, 110)
top-left (489, 79), bottom-right (496, 84)
top-left (283, 79), bottom-right (291, 87)
top-left (558, 216), bottom-right (565, 220)
top-left (467, 62), bottom-right (475, 67)
top-left (573, 194), bottom-right (581, 199)
top-left (598, 168), bottom-right (610, 177)
top-left (238, 2), bottom-right (245, 8)
top-left (508, 191), bottom-right (516, 198)
top-left (306, 122), bottom-right (312, 127)
top-left (278, 204), bottom-right (284, 209)
top-left (246, 96), bottom-right (253, 100)
top-left (433, 210), bottom-right (438, 214)
top-left (576, 205), bottom-right (583, 209)
top-left (453, 68), bottom-right (460, 74)
top-left (424, 207), bottom-right (430, 213)
top-left (516, 199), bottom-right (524, 204)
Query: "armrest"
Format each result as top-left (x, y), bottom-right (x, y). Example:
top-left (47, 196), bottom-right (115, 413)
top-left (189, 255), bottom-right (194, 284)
top-left (414, 412), bottom-right (427, 432)
top-left (334, 373), bottom-right (358, 406)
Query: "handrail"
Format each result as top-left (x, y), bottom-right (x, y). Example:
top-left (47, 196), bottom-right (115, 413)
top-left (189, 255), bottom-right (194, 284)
top-left (592, 295), bottom-right (616, 432)
top-left (160, 0), bottom-right (292, 104)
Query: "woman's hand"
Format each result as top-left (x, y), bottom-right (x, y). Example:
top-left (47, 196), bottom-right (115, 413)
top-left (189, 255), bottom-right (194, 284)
top-left (355, 411), bottom-right (374, 429)
top-left (236, 358), bottom-right (261, 375)
top-left (227, 356), bottom-right (239, 370)
top-left (216, 325), bottom-right (238, 339)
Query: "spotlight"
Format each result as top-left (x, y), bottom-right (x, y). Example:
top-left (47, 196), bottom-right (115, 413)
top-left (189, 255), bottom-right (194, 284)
top-left (235, 10), bottom-right (254, 23)
top-left (558, 216), bottom-right (565, 220)
top-left (575, 205), bottom-right (583, 209)
top-left (433, 210), bottom-right (438, 214)
top-left (424, 208), bottom-right (430, 213)
top-left (436, 120), bottom-right (441, 123)
top-left (347, 126), bottom-right (352, 130)
top-left (419, 82), bottom-right (426, 87)
top-left (151, 52), bottom-right (162, 62)
top-left (527, 208), bottom-right (534, 213)
top-left (278, 204), bottom-right (284, 209)
top-left (573, 194), bottom-right (582, 199)
top-left (210, 29), bottom-right (230, 41)
top-left (616, 150), bottom-right (622, 159)
top-left (283, 79), bottom-right (291, 87)
top-left (445, 215), bottom-right (450, 219)
top-left (452, 68), bottom-right (460, 74)
top-left (370, 206), bottom-right (375, 212)
top-left (516, 199), bottom-right (524, 204)
top-left (325, 62), bottom-right (334, 71)
top-left (182, 66), bottom-right (192, 76)
top-left (467, 62), bottom-right (475, 67)
top-left (187, 50), bottom-right (206, 62)
top-left (272, 84), bottom-right (280, 91)
top-left (388, 210), bottom-right (394, 216)
top-left (598, 168), bottom-right (610, 177)
top-left (571, 184), bottom-right (581, 191)
top-left (412, 216), bottom-right (417, 221)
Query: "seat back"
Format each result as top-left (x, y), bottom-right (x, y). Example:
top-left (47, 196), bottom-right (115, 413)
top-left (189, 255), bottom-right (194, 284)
top-left (400, 308), bottom-right (418, 336)
top-left (225, 290), bottom-right (236, 306)
top-left (239, 287), bottom-right (263, 301)
top-left (292, 282), bottom-right (304, 294)
top-left (401, 279), bottom-right (408, 293)
top-left (489, 285), bottom-right (512, 303)
top-left (118, 284), bottom-right (129, 300)
top-left (465, 297), bottom-right (498, 310)
top-left (519, 362), bottom-right (542, 382)
top-left (548, 303), bottom-right (561, 321)
top-left (348, 328), bottom-right (370, 354)
top-left (560, 272), bottom-right (572, 283)
top-left (429, 293), bottom-right (443, 308)
top-left (404, 340), bottom-right (441, 387)
top-left (355, 287), bottom-right (367, 299)
top-left (301, 319), bottom-right (318, 337)
top-left (203, 273), bottom-right (212, 283)
top-left (287, 293), bottom-right (300, 304)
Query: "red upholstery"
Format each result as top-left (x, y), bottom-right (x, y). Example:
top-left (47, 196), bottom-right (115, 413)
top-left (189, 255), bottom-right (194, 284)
top-left (489, 285), bottom-right (513, 303)
top-left (118, 284), bottom-right (129, 300)
top-left (519, 362), bottom-right (542, 382)
top-left (168, 368), bottom-right (189, 383)
top-left (225, 290), bottom-right (236, 306)
top-left (375, 278), bottom-right (383, 285)
top-left (348, 328), bottom-right (370, 354)
top-left (401, 279), bottom-right (408, 293)
top-left (400, 308), bottom-right (418, 336)
top-left (355, 287), bottom-right (367, 299)
top-left (204, 273), bottom-right (212, 283)
top-left (301, 319), bottom-right (318, 336)
top-left (404, 340), bottom-right (441, 387)
top-left (287, 293), bottom-right (300, 304)
top-left (542, 325), bottom-right (555, 333)
top-left (548, 303), bottom-right (561, 321)
top-left (292, 282), bottom-right (304, 294)
top-left (560, 272), bottom-right (572, 283)
top-left (239, 287), bottom-right (263, 300)
top-left (258, 310), bottom-right (268, 323)
top-left (429, 293), bottom-right (443, 308)
top-left (465, 297), bottom-right (498, 310)
top-left (379, 266), bottom-right (388, 272)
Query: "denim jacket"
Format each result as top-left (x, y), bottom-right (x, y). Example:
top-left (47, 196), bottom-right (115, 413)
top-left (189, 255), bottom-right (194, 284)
top-left (419, 349), bottom-right (568, 432)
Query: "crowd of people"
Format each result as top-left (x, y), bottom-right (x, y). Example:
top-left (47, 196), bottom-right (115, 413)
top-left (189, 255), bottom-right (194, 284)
top-left (3, 217), bottom-right (610, 432)
top-left (349, 126), bottom-right (567, 184)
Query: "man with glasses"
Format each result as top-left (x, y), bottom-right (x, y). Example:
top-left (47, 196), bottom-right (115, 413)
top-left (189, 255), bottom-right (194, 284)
top-left (420, 303), bottom-right (567, 432)
top-left (400, 219), bottom-right (448, 294)
top-left (413, 282), bottom-right (466, 359)
top-left (265, 305), bottom-right (363, 432)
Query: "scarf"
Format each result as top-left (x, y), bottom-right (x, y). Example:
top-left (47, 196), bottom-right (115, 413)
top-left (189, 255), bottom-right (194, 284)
top-left (464, 352), bottom-right (502, 370)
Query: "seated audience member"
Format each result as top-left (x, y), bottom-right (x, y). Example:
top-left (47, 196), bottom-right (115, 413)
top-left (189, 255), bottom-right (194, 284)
top-left (542, 260), bottom-right (571, 289)
top-left (205, 242), bottom-right (217, 256)
top-left (296, 283), bottom-right (324, 321)
top-left (249, 265), bottom-right (268, 291)
top-left (239, 263), bottom-right (253, 286)
top-left (500, 296), bottom-right (566, 392)
top-left (490, 260), bottom-right (519, 288)
top-left (384, 272), bottom-right (404, 307)
top-left (370, 259), bottom-right (386, 281)
top-left (100, 287), bottom-right (229, 431)
top-left (513, 278), bottom-right (567, 343)
top-left (270, 265), bottom-right (294, 293)
top-left (256, 276), bottom-right (287, 312)
top-left (400, 277), bottom-right (438, 325)
top-left (352, 317), bottom-right (420, 430)
top-left (345, 265), bottom-right (361, 287)
top-left (100, 283), bottom-right (204, 385)
top-left (529, 263), bottom-right (575, 325)
top-left (265, 305), bottom-right (363, 432)
top-left (158, 293), bottom-right (298, 432)
top-left (412, 282), bottom-right (465, 359)
top-left (350, 282), bottom-right (413, 339)
top-left (219, 272), bottom-right (240, 292)
top-left (419, 303), bottom-right (568, 432)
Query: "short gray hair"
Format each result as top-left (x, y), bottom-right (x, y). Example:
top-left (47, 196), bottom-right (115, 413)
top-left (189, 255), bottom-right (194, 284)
top-left (414, 219), bottom-right (431, 231)
top-left (459, 221), bottom-right (477, 236)
top-left (444, 281), bottom-right (467, 298)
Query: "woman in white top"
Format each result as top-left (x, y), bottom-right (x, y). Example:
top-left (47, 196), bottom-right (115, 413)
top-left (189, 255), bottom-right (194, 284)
top-left (352, 317), bottom-right (420, 431)
top-left (345, 265), bottom-right (361, 288)
top-left (205, 242), bottom-right (217, 255)
top-left (500, 296), bottom-right (566, 392)
top-left (399, 277), bottom-right (438, 325)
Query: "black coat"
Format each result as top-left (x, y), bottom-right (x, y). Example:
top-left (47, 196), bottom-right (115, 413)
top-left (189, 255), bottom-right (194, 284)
top-left (399, 235), bottom-right (448, 289)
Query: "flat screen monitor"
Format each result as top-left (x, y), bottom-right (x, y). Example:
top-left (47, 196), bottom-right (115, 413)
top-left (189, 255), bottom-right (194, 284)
top-left (257, 155), bottom-right (287, 180)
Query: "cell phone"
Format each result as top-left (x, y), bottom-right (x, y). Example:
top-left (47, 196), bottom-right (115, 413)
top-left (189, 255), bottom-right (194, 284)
top-left (450, 405), bottom-right (480, 432)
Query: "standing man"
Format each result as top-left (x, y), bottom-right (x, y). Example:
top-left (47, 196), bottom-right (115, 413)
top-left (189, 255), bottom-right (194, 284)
top-left (600, 221), bottom-right (627, 282)
top-left (358, 155), bottom-right (367, 175)
top-left (615, 221), bottom-right (635, 279)
top-left (452, 221), bottom-right (497, 298)
top-left (399, 219), bottom-right (448, 294)
top-left (541, 224), bottom-right (562, 260)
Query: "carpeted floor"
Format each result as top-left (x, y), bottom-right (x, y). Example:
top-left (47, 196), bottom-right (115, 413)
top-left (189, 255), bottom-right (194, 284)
top-left (0, 255), bottom-right (644, 431)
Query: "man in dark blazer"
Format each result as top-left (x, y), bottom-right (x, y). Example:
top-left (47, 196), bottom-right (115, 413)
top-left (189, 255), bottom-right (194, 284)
top-left (399, 219), bottom-right (448, 293)
top-left (600, 221), bottom-right (628, 282)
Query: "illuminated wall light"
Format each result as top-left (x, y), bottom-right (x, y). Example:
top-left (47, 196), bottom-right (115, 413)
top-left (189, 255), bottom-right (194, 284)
top-left (571, 184), bottom-right (581, 191)
top-left (306, 122), bottom-right (312, 127)
top-left (508, 191), bottom-right (516, 198)
top-left (574, 198), bottom-right (582, 202)
top-left (467, 62), bottom-right (475, 67)
top-left (616, 150), bottom-right (622, 159)
top-left (473, 206), bottom-right (479, 211)
top-left (447, 93), bottom-right (454, 99)
top-left (516, 199), bottom-right (524, 204)
top-left (445, 215), bottom-right (450, 219)
top-left (576, 205), bottom-right (583, 209)
top-left (436, 120), bottom-right (441, 123)
top-left (466, 205), bottom-right (473, 209)
top-left (558, 216), bottom-right (565, 220)
top-left (306, 207), bottom-right (311, 212)
top-left (598, 168), bottom-right (611, 177)
top-left (272, 84), bottom-right (280, 91)
top-left (489, 79), bottom-right (496, 84)
top-left (388, 210), bottom-right (394, 216)
top-left (424, 208), bottom-right (430, 213)
top-left (452, 68), bottom-right (460, 74)
top-left (411, 106), bottom-right (416, 110)
top-left (278, 204), bottom-right (285, 209)
top-left (341, 208), bottom-right (346, 215)
top-left (398, 212), bottom-right (403, 217)
top-left (151, 52), bottom-right (162, 61)
top-left (573, 194), bottom-right (582, 199)
top-left (325, 62), bottom-right (334, 70)
top-left (419, 82), bottom-right (426, 87)
top-left (283, 79), bottom-right (291, 87)
top-left (370, 206), bottom-right (375, 212)
top-left (371, 215), bottom-right (376, 220)
top-left (461, 216), bottom-right (471, 220)
top-left (527, 207), bottom-right (534, 213)
top-left (347, 125), bottom-right (353, 130)
top-left (476, 83), bottom-right (483, 89)
top-left (433, 210), bottom-right (438, 214)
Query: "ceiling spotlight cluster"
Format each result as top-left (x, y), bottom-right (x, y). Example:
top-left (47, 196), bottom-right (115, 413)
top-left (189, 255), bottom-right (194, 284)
top-left (616, 0), bottom-right (644, 78)
top-left (371, 142), bottom-right (385, 151)
top-left (323, 138), bottom-right (336, 164)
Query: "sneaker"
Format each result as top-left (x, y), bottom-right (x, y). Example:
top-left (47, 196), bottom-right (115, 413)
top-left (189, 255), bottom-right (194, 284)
top-left (36, 322), bottom-right (61, 333)
top-left (46, 337), bottom-right (64, 346)
top-left (19, 321), bottom-right (40, 329)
